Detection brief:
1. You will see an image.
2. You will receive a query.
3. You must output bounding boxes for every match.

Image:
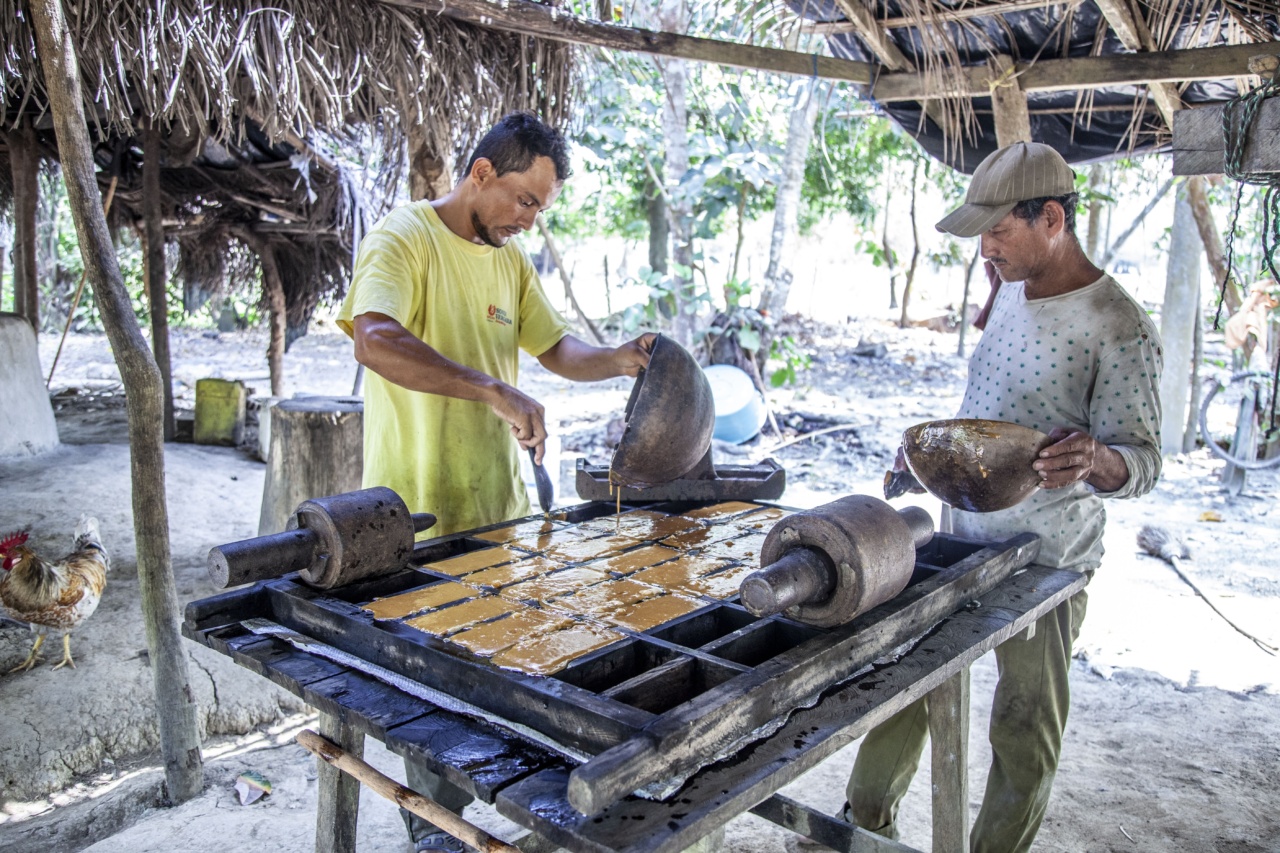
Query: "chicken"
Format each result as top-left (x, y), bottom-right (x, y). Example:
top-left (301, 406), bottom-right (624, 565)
top-left (0, 516), bottom-right (109, 672)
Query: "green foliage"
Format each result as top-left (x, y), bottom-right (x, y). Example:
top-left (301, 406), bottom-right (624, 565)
top-left (724, 277), bottom-right (753, 308)
top-left (856, 237), bottom-right (895, 268)
top-left (767, 334), bottom-right (812, 388)
top-left (799, 113), bottom-right (937, 235)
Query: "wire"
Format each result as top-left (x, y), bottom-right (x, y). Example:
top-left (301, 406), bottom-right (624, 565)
top-left (1218, 62), bottom-right (1280, 437)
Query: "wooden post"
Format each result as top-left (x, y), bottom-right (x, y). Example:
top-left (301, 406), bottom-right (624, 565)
top-left (258, 396), bottom-right (364, 534)
top-left (233, 227), bottom-right (287, 397)
top-left (7, 119), bottom-right (39, 332)
top-left (1159, 183), bottom-right (1201, 456)
top-left (929, 668), bottom-right (971, 853)
top-left (28, 0), bottom-right (204, 802)
top-left (144, 122), bottom-right (175, 440)
top-left (1172, 95), bottom-right (1280, 177)
top-left (315, 712), bottom-right (363, 853)
top-left (989, 55), bottom-right (1031, 148)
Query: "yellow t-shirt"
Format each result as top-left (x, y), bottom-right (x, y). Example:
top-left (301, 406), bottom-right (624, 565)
top-left (337, 201), bottom-right (569, 535)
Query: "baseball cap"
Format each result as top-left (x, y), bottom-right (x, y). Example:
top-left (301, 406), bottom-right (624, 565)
top-left (936, 142), bottom-right (1076, 238)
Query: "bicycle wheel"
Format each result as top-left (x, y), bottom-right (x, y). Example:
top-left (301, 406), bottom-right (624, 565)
top-left (1198, 370), bottom-right (1280, 470)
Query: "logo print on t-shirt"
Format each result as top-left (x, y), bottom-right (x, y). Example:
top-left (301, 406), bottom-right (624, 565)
top-left (487, 304), bottom-right (513, 327)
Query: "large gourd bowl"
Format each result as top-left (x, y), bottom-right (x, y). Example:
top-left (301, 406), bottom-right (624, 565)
top-left (610, 334), bottom-right (716, 488)
top-left (902, 419), bottom-right (1055, 513)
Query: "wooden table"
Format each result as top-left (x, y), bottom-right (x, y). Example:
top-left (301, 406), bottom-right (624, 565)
top-left (184, 524), bottom-right (1086, 853)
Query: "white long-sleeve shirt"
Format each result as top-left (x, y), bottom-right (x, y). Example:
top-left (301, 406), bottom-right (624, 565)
top-left (951, 274), bottom-right (1163, 571)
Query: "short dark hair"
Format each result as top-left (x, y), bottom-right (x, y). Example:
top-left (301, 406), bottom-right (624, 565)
top-left (1011, 193), bottom-right (1079, 234)
top-left (464, 112), bottom-right (571, 182)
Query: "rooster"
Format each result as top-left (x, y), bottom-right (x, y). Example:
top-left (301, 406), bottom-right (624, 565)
top-left (0, 516), bottom-right (109, 672)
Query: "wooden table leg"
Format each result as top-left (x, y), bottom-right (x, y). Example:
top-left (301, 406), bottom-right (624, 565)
top-left (929, 667), bottom-right (970, 853)
top-left (316, 712), bottom-right (364, 853)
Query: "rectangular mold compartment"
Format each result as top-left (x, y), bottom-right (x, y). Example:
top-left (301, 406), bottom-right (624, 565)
top-left (916, 534), bottom-right (987, 569)
top-left (700, 617), bottom-right (823, 668)
top-left (645, 604), bottom-right (758, 648)
top-left (550, 637), bottom-right (682, 694)
top-left (602, 652), bottom-right (746, 714)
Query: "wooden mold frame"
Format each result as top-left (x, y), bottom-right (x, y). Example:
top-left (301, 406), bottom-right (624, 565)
top-left (184, 500), bottom-right (1042, 815)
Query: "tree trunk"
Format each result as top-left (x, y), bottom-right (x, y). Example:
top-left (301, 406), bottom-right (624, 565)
top-left (656, 0), bottom-right (694, 344)
top-left (1184, 175), bottom-right (1243, 318)
top-left (958, 246), bottom-right (980, 357)
top-left (758, 78), bottom-right (822, 317)
top-left (407, 122), bottom-right (453, 202)
top-left (143, 124), bottom-right (175, 440)
top-left (727, 185), bottom-right (747, 303)
top-left (1183, 294), bottom-right (1203, 455)
top-left (29, 0), bottom-right (203, 803)
top-left (259, 397), bottom-right (365, 535)
top-left (1085, 164), bottom-right (1105, 259)
top-left (898, 158), bottom-right (922, 328)
top-left (1159, 185), bottom-right (1202, 456)
top-left (8, 119), bottom-right (39, 332)
top-left (880, 178), bottom-right (899, 310)
top-left (645, 161), bottom-right (669, 276)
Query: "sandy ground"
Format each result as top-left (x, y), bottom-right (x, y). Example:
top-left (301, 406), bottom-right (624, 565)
top-left (1, 317), bottom-right (1278, 853)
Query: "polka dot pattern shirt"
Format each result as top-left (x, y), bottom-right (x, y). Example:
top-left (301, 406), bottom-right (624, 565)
top-left (951, 274), bottom-right (1163, 571)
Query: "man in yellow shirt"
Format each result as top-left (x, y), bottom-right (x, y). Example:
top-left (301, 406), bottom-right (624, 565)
top-left (338, 112), bottom-right (653, 852)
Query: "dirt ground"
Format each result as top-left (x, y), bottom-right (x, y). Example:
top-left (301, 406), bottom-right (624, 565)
top-left (1, 315), bottom-right (1278, 853)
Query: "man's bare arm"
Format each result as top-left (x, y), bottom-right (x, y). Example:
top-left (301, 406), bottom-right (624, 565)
top-left (537, 333), bottom-right (656, 381)
top-left (353, 312), bottom-right (550, 458)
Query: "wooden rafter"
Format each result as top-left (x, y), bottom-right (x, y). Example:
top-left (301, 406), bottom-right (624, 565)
top-left (377, 0), bottom-right (875, 84)
top-left (872, 41), bottom-right (1275, 102)
top-left (1092, 0), bottom-right (1183, 126)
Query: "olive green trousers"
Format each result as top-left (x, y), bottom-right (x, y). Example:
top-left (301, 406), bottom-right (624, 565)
top-left (846, 590), bottom-right (1088, 853)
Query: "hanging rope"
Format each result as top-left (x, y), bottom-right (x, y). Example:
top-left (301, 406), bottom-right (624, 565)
top-left (1216, 57), bottom-right (1280, 439)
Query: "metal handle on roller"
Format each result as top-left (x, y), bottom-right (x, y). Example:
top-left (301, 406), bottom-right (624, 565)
top-left (208, 529), bottom-right (319, 589)
top-left (740, 503), bottom-right (936, 621)
top-left (740, 547), bottom-right (833, 617)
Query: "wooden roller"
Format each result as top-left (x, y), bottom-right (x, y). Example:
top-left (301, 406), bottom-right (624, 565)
top-left (207, 486), bottom-right (435, 589)
top-left (739, 495), bottom-right (933, 627)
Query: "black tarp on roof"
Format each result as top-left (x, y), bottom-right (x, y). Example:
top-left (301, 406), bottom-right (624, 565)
top-left (792, 0), bottom-right (1280, 172)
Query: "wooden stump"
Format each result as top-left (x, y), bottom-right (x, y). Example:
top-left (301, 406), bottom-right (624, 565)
top-left (0, 313), bottom-right (59, 457)
top-left (258, 396), bottom-right (364, 535)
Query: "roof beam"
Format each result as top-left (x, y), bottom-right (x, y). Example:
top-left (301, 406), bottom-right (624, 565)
top-left (377, 0), bottom-right (874, 84)
top-left (1092, 0), bottom-right (1182, 126)
top-left (871, 41), bottom-right (1276, 102)
top-left (803, 0), bottom-right (1072, 34)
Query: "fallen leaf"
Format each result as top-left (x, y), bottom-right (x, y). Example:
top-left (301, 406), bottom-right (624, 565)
top-left (234, 771), bottom-right (272, 805)
top-left (1198, 510), bottom-right (1224, 522)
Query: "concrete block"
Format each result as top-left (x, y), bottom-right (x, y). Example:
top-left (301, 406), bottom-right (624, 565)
top-left (0, 313), bottom-right (59, 457)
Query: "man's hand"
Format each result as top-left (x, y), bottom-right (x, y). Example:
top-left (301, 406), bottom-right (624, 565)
top-left (1034, 427), bottom-right (1129, 492)
top-left (614, 333), bottom-right (657, 377)
top-left (488, 385), bottom-right (549, 464)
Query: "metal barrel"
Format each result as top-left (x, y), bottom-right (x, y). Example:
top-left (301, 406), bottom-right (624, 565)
top-left (208, 528), bottom-right (318, 589)
top-left (739, 547), bottom-right (833, 617)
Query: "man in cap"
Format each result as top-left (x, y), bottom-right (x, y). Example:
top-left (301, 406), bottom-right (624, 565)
top-left (843, 142), bottom-right (1163, 852)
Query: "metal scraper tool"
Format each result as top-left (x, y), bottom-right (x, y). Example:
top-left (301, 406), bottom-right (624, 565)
top-left (529, 447), bottom-right (554, 514)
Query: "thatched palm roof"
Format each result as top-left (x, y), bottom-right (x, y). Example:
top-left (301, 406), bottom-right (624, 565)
top-left (792, 0), bottom-right (1279, 169)
top-left (1, 0), bottom-right (575, 327)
